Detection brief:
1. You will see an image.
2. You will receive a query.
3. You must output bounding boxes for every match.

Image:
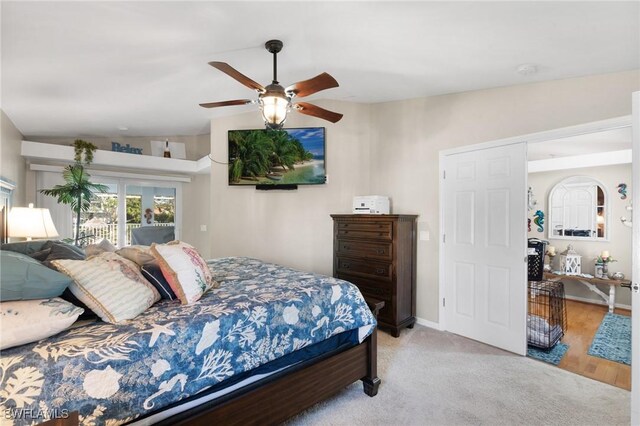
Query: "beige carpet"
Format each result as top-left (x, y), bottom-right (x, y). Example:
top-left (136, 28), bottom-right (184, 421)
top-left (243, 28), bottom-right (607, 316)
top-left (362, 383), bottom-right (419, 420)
top-left (289, 325), bottom-right (630, 425)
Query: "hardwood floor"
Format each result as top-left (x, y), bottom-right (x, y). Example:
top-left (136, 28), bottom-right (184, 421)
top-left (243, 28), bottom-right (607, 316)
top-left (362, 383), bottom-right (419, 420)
top-left (555, 299), bottom-right (631, 390)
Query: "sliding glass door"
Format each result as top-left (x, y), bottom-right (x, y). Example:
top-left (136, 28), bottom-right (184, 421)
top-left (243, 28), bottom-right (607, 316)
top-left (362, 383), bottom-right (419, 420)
top-left (37, 170), bottom-right (182, 247)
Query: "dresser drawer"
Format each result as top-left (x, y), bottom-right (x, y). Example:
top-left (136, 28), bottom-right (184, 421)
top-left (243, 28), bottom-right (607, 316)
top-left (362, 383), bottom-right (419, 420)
top-left (336, 257), bottom-right (392, 282)
top-left (336, 239), bottom-right (393, 261)
top-left (336, 221), bottom-right (392, 240)
top-left (338, 274), bottom-right (393, 299)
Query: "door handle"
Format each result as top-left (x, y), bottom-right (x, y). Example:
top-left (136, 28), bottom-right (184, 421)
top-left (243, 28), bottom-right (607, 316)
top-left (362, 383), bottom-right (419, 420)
top-left (624, 282), bottom-right (640, 293)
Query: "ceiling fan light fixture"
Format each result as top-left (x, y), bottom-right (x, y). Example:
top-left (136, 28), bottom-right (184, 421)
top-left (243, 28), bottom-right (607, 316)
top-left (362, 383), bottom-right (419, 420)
top-left (201, 39), bottom-right (343, 127)
top-left (260, 92), bottom-right (290, 129)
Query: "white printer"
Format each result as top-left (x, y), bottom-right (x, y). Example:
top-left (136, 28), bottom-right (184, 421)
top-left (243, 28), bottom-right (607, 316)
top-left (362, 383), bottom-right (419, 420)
top-left (352, 196), bottom-right (390, 215)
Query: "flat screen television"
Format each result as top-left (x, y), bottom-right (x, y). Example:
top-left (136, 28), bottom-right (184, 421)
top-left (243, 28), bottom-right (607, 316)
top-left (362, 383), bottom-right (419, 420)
top-left (228, 127), bottom-right (326, 186)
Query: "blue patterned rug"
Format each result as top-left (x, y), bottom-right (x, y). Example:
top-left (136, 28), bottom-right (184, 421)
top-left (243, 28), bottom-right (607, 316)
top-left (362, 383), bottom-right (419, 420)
top-left (588, 313), bottom-right (631, 365)
top-left (527, 342), bottom-right (569, 365)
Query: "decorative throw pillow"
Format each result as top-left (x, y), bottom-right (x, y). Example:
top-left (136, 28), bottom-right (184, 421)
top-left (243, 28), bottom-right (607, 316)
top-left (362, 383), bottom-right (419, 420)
top-left (0, 298), bottom-right (84, 350)
top-left (116, 245), bottom-right (156, 267)
top-left (141, 263), bottom-right (176, 300)
top-left (1, 239), bottom-right (85, 259)
top-left (85, 238), bottom-right (117, 258)
top-left (0, 251), bottom-right (73, 301)
top-left (52, 252), bottom-right (160, 323)
top-left (150, 241), bottom-right (217, 304)
top-left (42, 240), bottom-right (86, 268)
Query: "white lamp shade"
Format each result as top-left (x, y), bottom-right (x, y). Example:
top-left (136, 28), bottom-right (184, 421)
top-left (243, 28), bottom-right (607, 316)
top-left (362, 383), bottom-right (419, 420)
top-left (8, 204), bottom-right (59, 239)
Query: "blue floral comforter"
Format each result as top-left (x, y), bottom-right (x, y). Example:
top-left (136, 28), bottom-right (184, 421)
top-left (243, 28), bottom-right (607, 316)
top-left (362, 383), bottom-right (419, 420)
top-left (0, 257), bottom-right (376, 425)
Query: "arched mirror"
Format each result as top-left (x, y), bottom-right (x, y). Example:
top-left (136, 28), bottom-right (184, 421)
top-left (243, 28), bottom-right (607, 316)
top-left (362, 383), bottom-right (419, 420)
top-left (548, 176), bottom-right (608, 241)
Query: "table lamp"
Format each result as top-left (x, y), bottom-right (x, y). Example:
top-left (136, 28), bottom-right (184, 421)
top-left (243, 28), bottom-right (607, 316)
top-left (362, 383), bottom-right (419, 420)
top-left (8, 203), bottom-right (59, 241)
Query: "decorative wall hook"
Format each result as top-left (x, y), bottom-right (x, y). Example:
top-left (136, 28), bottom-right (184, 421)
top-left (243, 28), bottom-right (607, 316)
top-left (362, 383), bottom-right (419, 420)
top-left (620, 203), bottom-right (632, 228)
top-left (527, 187), bottom-right (537, 211)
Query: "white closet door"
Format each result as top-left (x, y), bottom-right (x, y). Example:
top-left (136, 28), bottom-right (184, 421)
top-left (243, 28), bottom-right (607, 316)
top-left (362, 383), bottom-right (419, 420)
top-left (443, 142), bottom-right (528, 355)
top-left (630, 91), bottom-right (639, 426)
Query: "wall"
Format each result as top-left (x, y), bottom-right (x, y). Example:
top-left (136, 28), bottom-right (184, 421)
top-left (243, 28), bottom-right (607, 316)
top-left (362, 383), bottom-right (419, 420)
top-left (369, 69), bottom-right (639, 323)
top-left (0, 109), bottom-right (26, 206)
top-left (208, 99), bottom-right (371, 274)
top-left (528, 164), bottom-right (633, 306)
top-left (181, 173), bottom-right (211, 258)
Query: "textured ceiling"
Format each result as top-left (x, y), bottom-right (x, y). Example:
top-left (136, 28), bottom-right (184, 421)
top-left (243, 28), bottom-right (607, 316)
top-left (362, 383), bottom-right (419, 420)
top-left (2, 1), bottom-right (639, 137)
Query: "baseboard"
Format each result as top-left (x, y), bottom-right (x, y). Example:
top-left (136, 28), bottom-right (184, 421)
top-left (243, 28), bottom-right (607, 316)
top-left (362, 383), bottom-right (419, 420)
top-left (415, 317), bottom-right (442, 330)
top-left (564, 294), bottom-right (631, 311)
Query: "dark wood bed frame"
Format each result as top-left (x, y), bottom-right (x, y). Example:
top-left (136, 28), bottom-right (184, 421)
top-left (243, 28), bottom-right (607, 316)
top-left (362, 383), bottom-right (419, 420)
top-left (40, 301), bottom-right (382, 426)
top-left (162, 300), bottom-right (383, 425)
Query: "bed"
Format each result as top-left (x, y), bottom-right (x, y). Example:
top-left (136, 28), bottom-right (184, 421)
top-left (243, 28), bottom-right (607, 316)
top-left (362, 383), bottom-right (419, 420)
top-left (0, 256), bottom-right (381, 425)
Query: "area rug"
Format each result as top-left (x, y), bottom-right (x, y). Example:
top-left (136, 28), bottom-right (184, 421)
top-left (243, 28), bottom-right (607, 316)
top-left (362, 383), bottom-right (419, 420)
top-left (527, 342), bottom-right (569, 365)
top-left (588, 312), bottom-right (631, 365)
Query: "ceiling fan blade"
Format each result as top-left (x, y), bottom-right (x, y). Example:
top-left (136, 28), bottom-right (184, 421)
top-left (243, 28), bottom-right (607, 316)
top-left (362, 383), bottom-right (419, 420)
top-left (199, 99), bottom-right (253, 108)
top-left (295, 102), bottom-right (343, 123)
top-left (286, 72), bottom-right (339, 98)
top-left (208, 62), bottom-right (265, 92)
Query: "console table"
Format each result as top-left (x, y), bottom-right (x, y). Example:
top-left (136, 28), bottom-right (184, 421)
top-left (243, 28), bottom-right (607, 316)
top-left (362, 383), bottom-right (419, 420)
top-left (543, 272), bottom-right (631, 313)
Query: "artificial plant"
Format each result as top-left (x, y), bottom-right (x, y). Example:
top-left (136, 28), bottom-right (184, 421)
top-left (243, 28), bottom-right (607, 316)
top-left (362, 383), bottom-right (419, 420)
top-left (40, 140), bottom-right (108, 246)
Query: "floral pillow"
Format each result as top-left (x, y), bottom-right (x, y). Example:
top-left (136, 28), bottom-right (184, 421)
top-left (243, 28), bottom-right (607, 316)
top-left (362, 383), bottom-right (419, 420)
top-left (150, 241), bottom-right (218, 304)
top-left (0, 298), bottom-right (84, 350)
top-left (52, 252), bottom-right (160, 323)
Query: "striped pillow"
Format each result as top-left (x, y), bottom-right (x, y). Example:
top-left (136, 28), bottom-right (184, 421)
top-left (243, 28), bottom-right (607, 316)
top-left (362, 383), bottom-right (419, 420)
top-left (52, 252), bottom-right (160, 323)
top-left (151, 241), bottom-right (217, 304)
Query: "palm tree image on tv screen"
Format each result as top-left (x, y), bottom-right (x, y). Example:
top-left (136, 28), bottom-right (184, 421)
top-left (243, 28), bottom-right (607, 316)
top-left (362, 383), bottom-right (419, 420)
top-left (228, 127), bottom-right (326, 185)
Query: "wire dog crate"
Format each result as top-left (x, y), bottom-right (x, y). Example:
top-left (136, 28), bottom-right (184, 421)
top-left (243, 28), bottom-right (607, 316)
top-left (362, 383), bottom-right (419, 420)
top-left (527, 280), bottom-right (567, 349)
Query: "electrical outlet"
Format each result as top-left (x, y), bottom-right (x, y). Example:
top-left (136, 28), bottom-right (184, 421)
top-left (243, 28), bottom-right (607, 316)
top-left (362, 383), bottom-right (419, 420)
top-left (419, 231), bottom-right (430, 241)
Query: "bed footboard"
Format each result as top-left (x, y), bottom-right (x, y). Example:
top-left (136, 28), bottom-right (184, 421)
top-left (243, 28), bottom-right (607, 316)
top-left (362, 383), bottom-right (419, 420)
top-left (161, 328), bottom-right (379, 425)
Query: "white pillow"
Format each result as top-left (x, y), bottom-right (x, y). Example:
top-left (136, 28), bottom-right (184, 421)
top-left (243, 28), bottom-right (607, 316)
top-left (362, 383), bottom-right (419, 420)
top-left (53, 252), bottom-right (160, 323)
top-left (0, 298), bottom-right (84, 350)
top-left (151, 241), bottom-right (217, 304)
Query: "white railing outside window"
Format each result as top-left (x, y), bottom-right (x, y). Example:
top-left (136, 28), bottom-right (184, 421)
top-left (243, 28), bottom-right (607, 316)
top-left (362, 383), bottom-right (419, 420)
top-left (76, 223), bottom-right (174, 247)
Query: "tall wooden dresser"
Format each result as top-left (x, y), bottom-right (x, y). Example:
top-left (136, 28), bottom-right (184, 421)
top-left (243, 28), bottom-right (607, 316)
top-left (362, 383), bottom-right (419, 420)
top-left (331, 214), bottom-right (417, 337)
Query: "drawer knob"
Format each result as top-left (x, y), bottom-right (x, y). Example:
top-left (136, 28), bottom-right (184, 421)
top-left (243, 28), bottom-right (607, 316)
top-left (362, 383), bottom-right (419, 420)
top-left (376, 268), bottom-right (385, 274)
top-left (343, 263), bottom-right (351, 269)
top-left (343, 245), bottom-right (350, 250)
top-left (376, 248), bottom-right (385, 255)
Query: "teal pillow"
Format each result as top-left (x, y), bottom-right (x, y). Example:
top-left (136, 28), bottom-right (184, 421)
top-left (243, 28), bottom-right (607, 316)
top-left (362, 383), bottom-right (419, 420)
top-left (0, 250), bottom-right (73, 301)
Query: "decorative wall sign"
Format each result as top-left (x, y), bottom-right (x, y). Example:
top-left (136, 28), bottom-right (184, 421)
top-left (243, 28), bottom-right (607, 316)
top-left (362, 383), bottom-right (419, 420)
top-left (534, 210), bottom-right (545, 233)
top-left (617, 183), bottom-right (627, 200)
top-left (112, 142), bottom-right (143, 154)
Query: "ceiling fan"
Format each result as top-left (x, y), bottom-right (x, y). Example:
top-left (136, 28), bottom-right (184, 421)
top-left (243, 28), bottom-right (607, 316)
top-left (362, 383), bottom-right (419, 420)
top-left (200, 39), bottom-right (343, 129)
